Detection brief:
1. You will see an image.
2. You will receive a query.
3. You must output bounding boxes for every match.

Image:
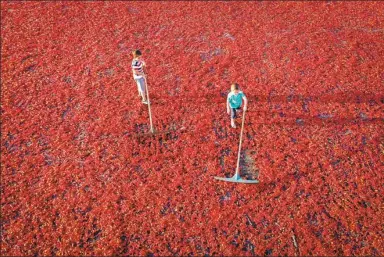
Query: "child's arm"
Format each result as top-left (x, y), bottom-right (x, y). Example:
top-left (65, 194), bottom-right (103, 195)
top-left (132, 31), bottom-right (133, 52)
top-left (227, 96), bottom-right (230, 114)
top-left (132, 61), bottom-right (138, 76)
top-left (243, 95), bottom-right (248, 111)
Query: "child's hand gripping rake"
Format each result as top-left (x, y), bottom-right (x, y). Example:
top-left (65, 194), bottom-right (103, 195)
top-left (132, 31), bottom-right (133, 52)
top-left (214, 109), bottom-right (259, 184)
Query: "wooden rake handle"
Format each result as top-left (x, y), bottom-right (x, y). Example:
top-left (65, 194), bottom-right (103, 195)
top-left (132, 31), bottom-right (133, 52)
top-left (235, 108), bottom-right (246, 177)
top-left (144, 75), bottom-right (154, 133)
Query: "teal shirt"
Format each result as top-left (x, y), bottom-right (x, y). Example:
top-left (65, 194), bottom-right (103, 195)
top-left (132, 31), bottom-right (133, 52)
top-left (227, 91), bottom-right (245, 108)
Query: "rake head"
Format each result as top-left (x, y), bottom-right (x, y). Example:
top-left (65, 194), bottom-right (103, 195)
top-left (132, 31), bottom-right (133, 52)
top-left (214, 173), bottom-right (259, 184)
top-left (133, 128), bottom-right (175, 138)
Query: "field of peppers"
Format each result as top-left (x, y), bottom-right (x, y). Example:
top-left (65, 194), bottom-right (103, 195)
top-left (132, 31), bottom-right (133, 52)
top-left (1, 1), bottom-right (383, 256)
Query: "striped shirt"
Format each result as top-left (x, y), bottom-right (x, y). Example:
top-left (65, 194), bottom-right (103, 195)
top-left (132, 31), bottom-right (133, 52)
top-left (131, 58), bottom-right (145, 79)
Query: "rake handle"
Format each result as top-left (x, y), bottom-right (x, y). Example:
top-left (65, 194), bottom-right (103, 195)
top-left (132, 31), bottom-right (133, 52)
top-left (235, 108), bottom-right (246, 177)
top-left (144, 75), bottom-right (154, 133)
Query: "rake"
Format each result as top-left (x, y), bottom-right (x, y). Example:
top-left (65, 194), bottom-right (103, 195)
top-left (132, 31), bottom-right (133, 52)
top-left (135, 74), bottom-right (177, 137)
top-left (145, 74), bottom-right (155, 134)
top-left (214, 109), bottom-right (259, 184)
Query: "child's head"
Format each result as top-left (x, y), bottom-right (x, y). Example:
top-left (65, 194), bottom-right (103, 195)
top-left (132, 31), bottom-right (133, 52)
top-left (231, 83), bottom-right (240, 94)
top-left (132, 49), bottom-right (142, 58)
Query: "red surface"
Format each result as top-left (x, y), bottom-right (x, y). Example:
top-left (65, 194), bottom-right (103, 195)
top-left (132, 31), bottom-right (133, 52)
top-left (1, 1), bottom-right (383, 256)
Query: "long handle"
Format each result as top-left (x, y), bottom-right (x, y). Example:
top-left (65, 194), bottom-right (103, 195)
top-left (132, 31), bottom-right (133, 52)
top-left (235, 109), bottom-right (246, 177)
top-left (144, 75), bottom-right (154, 133)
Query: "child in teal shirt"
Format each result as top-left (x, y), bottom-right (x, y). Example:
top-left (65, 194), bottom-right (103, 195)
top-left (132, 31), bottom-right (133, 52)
top-left (227, 83), bottom-right (248, 128)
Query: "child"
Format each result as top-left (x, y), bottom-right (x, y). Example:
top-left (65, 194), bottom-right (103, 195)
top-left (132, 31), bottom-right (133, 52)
top-left (131, 49), bottom-right (148, 104)
top-left (227, 83), bottom-right (247, 128)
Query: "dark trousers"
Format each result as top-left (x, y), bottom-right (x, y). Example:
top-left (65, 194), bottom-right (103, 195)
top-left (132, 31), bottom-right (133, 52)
top-left (230, 107), bottom-right (241, 119)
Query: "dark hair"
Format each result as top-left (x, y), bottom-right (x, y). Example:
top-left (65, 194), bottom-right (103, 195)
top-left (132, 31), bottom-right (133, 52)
top-left (231, 83), bottom-right (240, 90)
top-left (133, 49), bottom-right (142, 56)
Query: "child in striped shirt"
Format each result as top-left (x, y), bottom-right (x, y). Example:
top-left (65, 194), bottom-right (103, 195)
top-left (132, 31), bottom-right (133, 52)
top-left (131, 50), bottom-right (148, 104)
top-left (227, 83), bottom-right (248, 128)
